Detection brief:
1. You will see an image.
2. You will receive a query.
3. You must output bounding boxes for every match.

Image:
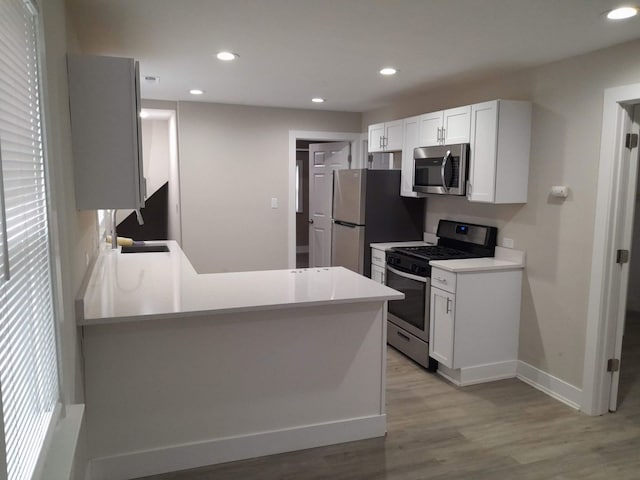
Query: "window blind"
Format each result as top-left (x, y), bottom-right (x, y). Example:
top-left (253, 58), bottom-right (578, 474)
top-left (0, 0), bottom-right (60, 479)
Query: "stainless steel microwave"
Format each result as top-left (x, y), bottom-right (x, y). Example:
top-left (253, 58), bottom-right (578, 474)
top-left (413, 143), bottom-right (469, 195)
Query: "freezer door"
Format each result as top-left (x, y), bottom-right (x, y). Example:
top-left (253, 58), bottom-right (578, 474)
top-left (333, 169), bottom-right (366, 225)
top-left (331, 222), bottom-right (365, 274)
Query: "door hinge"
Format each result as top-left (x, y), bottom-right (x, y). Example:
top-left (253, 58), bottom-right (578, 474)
top-left (616, 249), bottom-right (629, 264)
top-left (626, 133), bottom-right (638, 149)
top-left (607, 358), bottom-right (620, 372)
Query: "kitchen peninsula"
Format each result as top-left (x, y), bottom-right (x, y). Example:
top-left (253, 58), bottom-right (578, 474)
top-left (77, 241), bottom-right (402, 480)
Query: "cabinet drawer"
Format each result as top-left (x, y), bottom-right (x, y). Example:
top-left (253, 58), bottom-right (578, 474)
top-left (371, 248), bottom-right (386, 268)
top-left (431, 268), bottom-right (456, 293)
top-left (387, 322), bottom-right (431, 369)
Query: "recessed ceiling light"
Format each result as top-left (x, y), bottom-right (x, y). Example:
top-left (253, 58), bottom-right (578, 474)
top-left (139, 111), bottom-right (149, 119)
top-left (607, 6), bottom-right (638, 19)
top-left (312, 97), bottom-right (325, 103)
top-left (216, 51), bottom-right (238, 61)
top-left (380, 67), bottom-right (397, 76)
top-left (189, 89), bottom-right (204, 95)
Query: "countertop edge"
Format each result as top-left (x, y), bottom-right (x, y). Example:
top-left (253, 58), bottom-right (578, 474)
top-left (429, 260), bottom-right (525, 273)
top-left (79, 293), bottom-right (403, 327)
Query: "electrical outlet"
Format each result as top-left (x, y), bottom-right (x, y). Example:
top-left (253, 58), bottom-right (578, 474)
top-left (271, 197), bottom-right (278, 209)
top-left (502, 237), bottom-right (514, 249)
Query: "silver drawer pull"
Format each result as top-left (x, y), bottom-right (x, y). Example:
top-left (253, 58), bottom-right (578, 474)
top-left (435, 276), bottom-right (448, 283)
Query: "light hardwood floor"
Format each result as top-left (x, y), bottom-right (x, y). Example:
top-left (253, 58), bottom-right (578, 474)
top-left (139, 342), bottom-right (640, 480)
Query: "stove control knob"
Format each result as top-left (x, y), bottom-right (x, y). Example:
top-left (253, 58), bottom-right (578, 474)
top-left (410, 264), bottom-right (418, 273)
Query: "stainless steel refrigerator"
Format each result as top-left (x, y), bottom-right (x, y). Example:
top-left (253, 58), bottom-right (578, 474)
top-left (331, 169), bottom-right (424, 277)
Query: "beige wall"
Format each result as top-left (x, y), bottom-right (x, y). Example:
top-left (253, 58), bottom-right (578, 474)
top-left (177, 102), bottom-right (361, 273)
top-left (42, 0), bottom-right (99, 404)
top-left (363, 38), bottom-right (640, 388)
top-left (42, 0), bottom-right (100, 477)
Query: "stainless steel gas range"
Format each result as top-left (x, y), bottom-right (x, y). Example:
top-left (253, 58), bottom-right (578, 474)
top-left (385, 220), bottom-right (497, 369)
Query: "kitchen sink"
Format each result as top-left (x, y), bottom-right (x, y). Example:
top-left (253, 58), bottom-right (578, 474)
top-left (120, 245), bottom-right (170, 254)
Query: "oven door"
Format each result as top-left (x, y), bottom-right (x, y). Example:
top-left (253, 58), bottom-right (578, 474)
top-left (413, 144), bottom-right (468, 195)
top-left (385, 265), bottom-right (430, 342)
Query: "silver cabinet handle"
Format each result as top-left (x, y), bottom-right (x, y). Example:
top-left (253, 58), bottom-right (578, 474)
top-left (379, 136), bottom-right (383, 149)
top-left (0, 139), bottom-right (9, 282)
top-left (435, 276), bottom-right (448, 283)
top-left (446, 298), bottom-right (452, 314)
top-left (308, 219), bottom-right (314, 224)
top-left (441, 127), bottom-right (446, 144)
top-left (437, 127), bottom-right (441, 144)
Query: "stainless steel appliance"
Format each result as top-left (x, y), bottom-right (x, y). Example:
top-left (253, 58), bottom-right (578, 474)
top-left (331, 169), bottom-right (423, 277)
top-left (413, 143), bottom-right (469, 195)
top-left (385, 220), bottom-right (497, 369)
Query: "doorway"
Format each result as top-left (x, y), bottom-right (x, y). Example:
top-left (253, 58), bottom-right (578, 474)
top-left (115, 108), bottom-right (182, 243)
top-left (584, 87), bottom-right (640, 416)
top-left (288, 130), bottom-right (363, 269)
top-left (609, 104), bottom-right (640, 412)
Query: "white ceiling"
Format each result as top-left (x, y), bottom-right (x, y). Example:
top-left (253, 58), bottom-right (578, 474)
top-left (66, 0), bottom-right (640, 112)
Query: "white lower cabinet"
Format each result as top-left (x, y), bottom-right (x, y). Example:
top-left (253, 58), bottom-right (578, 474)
top-left (371, 264), bottom-right (385, 284)
top-left (370, 247), bottom-right (386, 284)
top-left (429, 287), bottom-right (455, 367)
top-left (429, 266), bottom-right (522, 380)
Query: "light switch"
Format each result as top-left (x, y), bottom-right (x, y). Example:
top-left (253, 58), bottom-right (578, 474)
top-left (271, 197), bottom-right (278, 209)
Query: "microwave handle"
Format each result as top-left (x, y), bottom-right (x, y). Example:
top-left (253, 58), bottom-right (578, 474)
top-left (440, 150), bottom-right (451, 193)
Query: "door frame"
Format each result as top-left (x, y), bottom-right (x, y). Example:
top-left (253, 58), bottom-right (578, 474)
top-left (582, 82), bottom-right (640, 415)
top-left (288, 130), bottom-right (362, 268)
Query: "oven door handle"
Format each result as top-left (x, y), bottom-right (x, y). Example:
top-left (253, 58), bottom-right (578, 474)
top-left (440, 150), bottom-right (451, 193)
top-left (386, 265), bottom-right (427, 283)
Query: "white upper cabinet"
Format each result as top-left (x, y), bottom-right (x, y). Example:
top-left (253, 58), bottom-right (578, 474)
top-left (418, 106), bottom-right (471, 147)
top-left (467, 100), bottom-right (531, 204)
top-left (418, 111), bottom-right (443, 147)
top-left (368, 119), bottom-right (403, 152)
top-left (443, 106), bottom-right (472, 144)
top-left (67, 54), bottom-right (146, 210)
top-left (400, 115), bottom-right (426, 198)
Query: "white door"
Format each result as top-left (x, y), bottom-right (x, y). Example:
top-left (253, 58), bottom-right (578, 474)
top-left (610, 104), bottom-right (640, 411)
top-left (309, 142), bottom-right (350, 267)
top-left (443, 105), bottom-right (471, 144)
top-left (368, 123), bottom-right (385, 153)
top-left (468, 101), bottom-right (498, 203)
top-left (419, 111), bottom-right (444, 147)
top-left (384, 119), bottom-right (404, 151)
top-left (429, 287), bottom-right (456, 369)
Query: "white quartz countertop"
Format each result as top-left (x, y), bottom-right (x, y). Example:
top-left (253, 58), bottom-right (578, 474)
top-left (78, 241), bottom-right (403, 326)
top-left (370, 241), bottom-right (430, 251)
top-left (429, 247), bottom-right (526, 273)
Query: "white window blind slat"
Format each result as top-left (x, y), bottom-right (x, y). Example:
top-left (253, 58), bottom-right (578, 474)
top-left (0, 0), bottom-right (60, 479)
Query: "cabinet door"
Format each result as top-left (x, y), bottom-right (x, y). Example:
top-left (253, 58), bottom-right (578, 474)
top-left (371, 264), bottom-right (386, 284)
top-left (368, 123), bottom-right (385, 153)
top-left (443, 105), bottom-right (471, 144)
top-left (68, 54), bottom-right (144, 209)
top-left (429, 286), bottom-right (455, 368)
top-left (371, 247), bottom-right (386, 268)
top-left (418, 111), bottom-right (444, 147)
top-left (384, 119), bottom-right (403, 151)
top-left (468, 101), bottom-right (498, 203)
top-left (401, 116), bottom-right (425, 197)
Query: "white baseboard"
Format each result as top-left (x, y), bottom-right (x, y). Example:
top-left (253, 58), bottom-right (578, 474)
top-left (516, 361), bottom-right (581, 410)
top-left (296, 245), bottom-right (309, 254)
top-left (437, 360), bottom-right (518, 386)
top-left (88, 414), bottom-right (386, 480)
